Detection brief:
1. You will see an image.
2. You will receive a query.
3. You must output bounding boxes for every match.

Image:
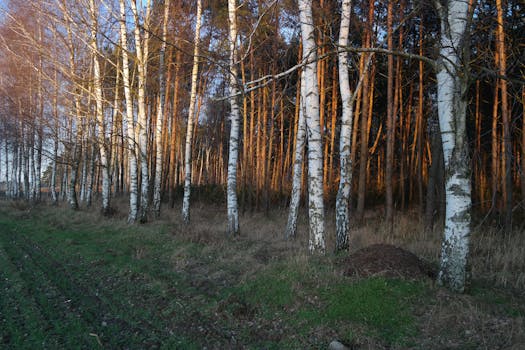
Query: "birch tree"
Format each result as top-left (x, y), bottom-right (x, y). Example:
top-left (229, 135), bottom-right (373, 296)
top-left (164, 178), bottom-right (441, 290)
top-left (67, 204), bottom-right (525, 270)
top-left (153, 0), bottom-right (171, 218)
top-left (435, 0), bottom-right (472, 292)
top-left (58, 0), bottom-right (82, 210)
top-left (335, 0), bottom-right (353, 251)
top-left (285, 71), bottom-right (306, 239)
top-left (226, 0), bottom-right (240, 235)
top-left (298, 0), bottom-right (325, 253)
top-left (118, 0), bottom-right (139, 223)
top-left (130, 0), bottom-right (152, 223)
top-left (88, 0), bottom-right (112, 215)
top-left (182, 0), bottom-right (202, 224)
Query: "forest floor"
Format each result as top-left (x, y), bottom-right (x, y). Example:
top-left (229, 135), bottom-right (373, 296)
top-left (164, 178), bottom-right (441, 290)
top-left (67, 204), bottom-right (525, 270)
top-left (0, 199), bottom-right (524, 349)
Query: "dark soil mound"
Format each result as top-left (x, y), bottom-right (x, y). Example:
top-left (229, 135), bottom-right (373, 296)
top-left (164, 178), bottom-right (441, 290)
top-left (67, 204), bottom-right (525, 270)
top-left (344, 244), bottom-right (436, 280)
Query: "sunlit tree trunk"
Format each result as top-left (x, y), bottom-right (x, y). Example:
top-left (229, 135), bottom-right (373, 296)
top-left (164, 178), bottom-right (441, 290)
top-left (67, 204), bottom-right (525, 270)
top-left (130, 0), bottom-right (152, 223)
top-left (119, 0), bottom-right (139, 223)
top-left (153, 0), bottom-right (171, 218)
top-left (86, 140), bottom-right (96, 208)
top-left (227, 0), bottom-right (240, 235)
top-left (182, 0), bottom-right (202, 224)
top-left (89, 0), bottom-right (111, 215)
top-left (299, 0), bottom-right (325, 253)
top-left (435, 0), bottom-right (472, 293)
top-left (285, 71), bottom-right (306, 239)
top-left (385, 0), bottom-right (395, 233)
top-left (356, 0), bottom-right (375, 221)
top-left (496, 0), bottom-right (512, 232)
top-left (59, 0), bottom-right (81, 209)
top-left (169, 50), bottom-right (182, 208)
top-left (335, 0), bottom-right (353, 251)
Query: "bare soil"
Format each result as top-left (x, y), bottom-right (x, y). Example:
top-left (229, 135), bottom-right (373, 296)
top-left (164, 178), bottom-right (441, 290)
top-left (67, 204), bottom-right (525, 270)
top-left (343, 243), bottom-right (436, 280)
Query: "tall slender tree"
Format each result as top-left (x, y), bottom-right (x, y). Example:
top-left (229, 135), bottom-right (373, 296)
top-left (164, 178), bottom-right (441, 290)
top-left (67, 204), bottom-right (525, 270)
top-left (435, 0), bottom-right (472, 292)
top-left (130, 0), bottom-right (152, 223)
top-left (335, 0), bottom-right (353, 251)
top-left (182, 0), bottom-right (203, 224)
top-left (227, 0), bottom-right (241, 235)
top-left (298, 0), bottom-right (325, 253)
top-left (118, 0), bottom-right (139, 223)
top-left (88, 0), bottom-right (112, 215)
top-left (153, 0), bottom-right (171, 218)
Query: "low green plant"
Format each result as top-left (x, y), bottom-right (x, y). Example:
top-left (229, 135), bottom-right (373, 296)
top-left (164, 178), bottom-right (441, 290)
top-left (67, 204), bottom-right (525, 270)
top-left (320, 278), bottom-right (424, 344)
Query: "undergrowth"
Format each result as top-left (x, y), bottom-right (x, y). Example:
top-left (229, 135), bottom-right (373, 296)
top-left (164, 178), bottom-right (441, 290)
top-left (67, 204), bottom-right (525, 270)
top-left (0, 201), bottom-right (524, 349)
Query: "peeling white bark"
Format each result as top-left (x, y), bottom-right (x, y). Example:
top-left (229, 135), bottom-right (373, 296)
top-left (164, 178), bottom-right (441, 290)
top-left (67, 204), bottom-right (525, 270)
top-left (182, 0), bottom-right (203, 224)
top-left (130, 0), bottom-right (152, 223)
top-left (298, 0), bottom-right (325, 253)
top-left (119, 0), bottom-right (139, 223)
top-left (89, 0), bottom-right (111, 215)
top-left (335, 0), bottom-right (353, 252)
top-left (285, 71), bottom-right (307, 239)
top-left (436, 0), bottom-right (472, 293)
top-left (227, 0), bottom-right (240, 236)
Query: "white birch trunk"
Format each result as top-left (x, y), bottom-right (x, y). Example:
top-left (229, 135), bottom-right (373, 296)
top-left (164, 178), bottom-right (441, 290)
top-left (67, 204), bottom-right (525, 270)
top-left (118, 0), bottom-right (139, 223)
top-left (182, 0), bottom-right (203, 224)
top-left (153, 0), bottom-right (171, 218)
top-left (89, 0), bottom-right (111, 215)
top-left (435, 0), bottom-right (472, 293)
top-left (4, 141), bottom-right (9, 199)
top-left (86, 142), bottom-right (96, 207)
top-left (285, 72), bottom-right (307, 239)
top-left (68, 107), bottom-right (82, 210)
top-left (80, 135), bottom-right (88, 202)
top-left (130, 0), bottom-right (152, 223)
top-left (60, 1), bottom-right (80, 209)
top-left (50, 135), bottom-right (58, 204)
top-left (298, 0), bottom-right (325, 253)
top-left (335, 0), bottom-right (353, 252)
top-left (227, 0), bottom-right (240, 236)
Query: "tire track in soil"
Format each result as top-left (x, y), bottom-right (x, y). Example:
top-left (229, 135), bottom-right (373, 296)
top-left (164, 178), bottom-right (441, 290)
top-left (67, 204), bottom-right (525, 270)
top-left (0, 231), bottom-right (98, 348)
top-left (0, 226), bottom-right (166, 349)
top-left (0, 239), bottom-right (59, 348)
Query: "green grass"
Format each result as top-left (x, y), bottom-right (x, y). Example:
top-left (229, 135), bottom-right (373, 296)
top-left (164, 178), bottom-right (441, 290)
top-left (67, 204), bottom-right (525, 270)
top-left (1, 202), bottom-right (523, 349)
top-left (225, 259), bottom-right (424, 346)
top-left (321, 278), bottom-right (424, 344)
top-left (0, 205), bottom-right (424, 348)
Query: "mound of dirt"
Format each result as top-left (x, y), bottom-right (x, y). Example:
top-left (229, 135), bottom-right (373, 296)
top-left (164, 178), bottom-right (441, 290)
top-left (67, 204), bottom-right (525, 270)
top-left (344, 244), bottom-right (436, 280)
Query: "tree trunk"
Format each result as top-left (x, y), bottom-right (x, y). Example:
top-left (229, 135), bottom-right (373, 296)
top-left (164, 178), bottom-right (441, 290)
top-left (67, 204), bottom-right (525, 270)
top-left (436, 0), bottom-right (472, 293)
top-left (496, 0), bottom-right (512, 233)
top-left (227, 0), bottom-right (241, 236)
top-left (285, 71), bottom-right (307, 239)
top-left (182, 0), bottom-right (202, 224)
top-left (425, 110), bottom-right (442, 231)
top-left (299, 0), bottom-right (325, 253)
top-left (385, 0), bottom-right (395, 233)
top-left (521, 87), bottom-right (525, 214)
top-left (89, 0), bottom-right (112, 215)
top-left (356, 0), bottom-right (375, 222)
top-left (335, 0), bottom-right (353, 251)
top-left (153, 0), bottom-right (171, 218)
top-left (119, 0), bottom-right (139, 222)
top-left (130, 0), bottom-right (152, 223)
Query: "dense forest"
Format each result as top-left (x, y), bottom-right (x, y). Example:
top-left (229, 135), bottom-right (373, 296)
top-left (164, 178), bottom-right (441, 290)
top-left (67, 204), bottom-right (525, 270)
top-left (0, 0), bottom-right (523, 293)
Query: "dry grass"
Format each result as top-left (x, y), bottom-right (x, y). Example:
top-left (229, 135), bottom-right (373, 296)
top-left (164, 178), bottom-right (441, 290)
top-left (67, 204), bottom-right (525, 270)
top-left (471, 228), bottom-right (525, 291)
top-left (21, 196), bottom-right (525, 291)
top-left (4, 199), bottom-right (525, 349)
